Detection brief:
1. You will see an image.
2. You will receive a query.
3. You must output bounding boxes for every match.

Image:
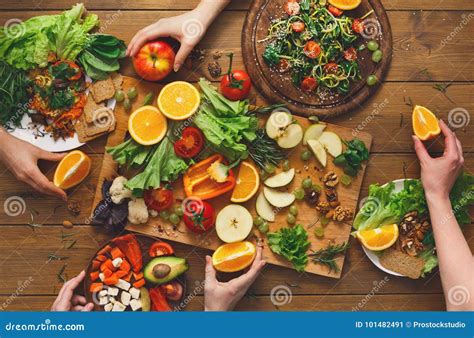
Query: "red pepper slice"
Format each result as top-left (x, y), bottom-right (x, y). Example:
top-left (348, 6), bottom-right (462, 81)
top-left (111, 234), bottom-right (142, 273)
top-left (149, 287), bottom-right (172, 311)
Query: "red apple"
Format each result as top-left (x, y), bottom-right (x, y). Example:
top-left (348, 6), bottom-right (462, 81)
top-left (133, 40), bottom-right (175, 81)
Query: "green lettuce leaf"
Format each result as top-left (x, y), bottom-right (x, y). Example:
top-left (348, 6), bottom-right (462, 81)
top-left (268, 224), bottom-right (310, 272)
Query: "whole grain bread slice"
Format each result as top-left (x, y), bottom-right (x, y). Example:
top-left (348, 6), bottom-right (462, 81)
top-left (380, 249), bottom-right (425, 279)
top-left (90, 77), bottom-right (115, 103)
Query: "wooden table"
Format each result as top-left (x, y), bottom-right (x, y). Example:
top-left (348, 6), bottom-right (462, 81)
top-left (0, 0), bottom-right (472, 311)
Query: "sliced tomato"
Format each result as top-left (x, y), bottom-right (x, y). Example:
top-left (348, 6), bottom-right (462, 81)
top-left (160, 281), bottom-right (184, 301)
top-left (173, 127), bottom-right (204, 158)
top-left (352, 18), bottom-right (364, 34)
top-left (291, 21), bottom-right (305, 33)
top-left (343, 47), bottom-right (358, 61)
top-left (303, 41), bottom-right (321, 59)
top-left (301, 77), bottom-right (318, 93)
top-left (327, 5), bottom-right (343, 17)
top-left (277, 59), bottom-right (291, 73)
top-left (149, 242), bottom-right (174, 257)
top-left (284, 0), bottom-right (300, 16)
top-left (324, 62), bottom-right (339, 74)
top-left (144, 188), bottom-right (173, 211)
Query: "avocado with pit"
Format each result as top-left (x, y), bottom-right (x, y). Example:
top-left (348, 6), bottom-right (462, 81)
top-left (144, 256), bottom-right (189, 285)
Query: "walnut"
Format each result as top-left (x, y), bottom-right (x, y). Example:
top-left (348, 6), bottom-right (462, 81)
top-left (325, 188), bottom-right (338, 202)
top-left (322, 171), bottom-right (339, 188)
top-left (332, 206), bottom-right (353, 222)
top-left (316, 201), bottom-right (330, 215)
top-left (398, 211), bottom-right (431, 256)
top-left (207, 61), bottom-right (222, 78)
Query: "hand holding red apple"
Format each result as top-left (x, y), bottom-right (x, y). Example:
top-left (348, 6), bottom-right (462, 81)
top-left (133, 40), bottom-right (175, 81)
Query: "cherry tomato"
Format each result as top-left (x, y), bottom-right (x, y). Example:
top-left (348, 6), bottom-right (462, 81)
top-left (327, 5), bottom-right (343, 17)
top-left (144, 188), bottom-right (173, 212)
top-left (343, 47), bottom-right (358, 61)
top-left (277, 59), bottom-right (291, 73)
top-left (301, 77), bottom-right (318, 93)
top-left (149, 242), bottom-right (174, 257)
top-left (284, 0), bottom-right (300, 16)
top-left (324, 62), bottom-right (339, 74)
top-left (291, 21), bottom-right (305, 33)
top-left (220, 53), bottom-right (252, 101)
top-left (352, 18), bottom-right (365, 34)
top-left (303, 41), bottom-right (321, 59)
top-left (173, 127), bottom-right (204, 158)
top-left (160, 281), bottom-right (184, 301)
top-left (52, 60), bottom-right (82, 81)
top-left (183, 200), bottom-right (215, 233)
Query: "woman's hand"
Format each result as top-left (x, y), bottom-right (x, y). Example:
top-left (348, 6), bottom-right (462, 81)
top-left (412, 119), bottom-right (464, 199)
top-left (51, 271), bottom-right (94, 312)
top-left (204, 245), bottom-right (266, 311)
top-left (126, 0), bottom-right (230, 72)
top-left (0, 130), bottom-right (67, 200)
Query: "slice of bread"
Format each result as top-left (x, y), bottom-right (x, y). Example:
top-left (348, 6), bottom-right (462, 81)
top-left (110, 72), bottom-right (123, 91)
top-left (380, 249), bottom-right (425, 279)
top-left (84, 96), bottom-right (105, 123)
top-left (90, 77), bottom-right (115, 103)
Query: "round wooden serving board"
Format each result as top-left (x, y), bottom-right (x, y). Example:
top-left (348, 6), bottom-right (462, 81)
top-left (242, 0), bottom-right (393, 118)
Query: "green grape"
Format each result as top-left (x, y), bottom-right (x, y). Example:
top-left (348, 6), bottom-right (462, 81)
top-left (114, 90), bottom-right (125, 102)
top-left (341, 174), bottom-right (352, 186)
top-left (159, 211), bottom-right (170, 220)
top-left (123, 98), bottom-right (132, 111)
top-left (367, 40), bottom-right (379, 51)
top-left (169, 213), bottom-right (180, 225)
top-left (282, 160), bottom-right (291, 171)
top-left (289, 205), bottom-right (298, 216)
top-left (302, 177), bottom-right (313, 189)
top-left (371, 50), bottom-right (383, 63)
top-left (366, 75), bottom-right (378, 86)
top-left (293, 188), bottom-right (305, 200)
top-left (320, 216), bottom-right (330, 226)
top-left (300, 150), bottom-right (311, 161)
top-left (314, 226), bottom-right (325, 238)
top-left (127, 87), bottom-right (138, 100)
top-left (264, 163), bottom-right (276, 174)
top-left (258, 222), bottom-right (269, 234)
top-left (253, 216), bottom-right (264, 226)
top-left (174, 205), bottom-right (184, 217)
top-left (287, 214), bottom-right (296, 225)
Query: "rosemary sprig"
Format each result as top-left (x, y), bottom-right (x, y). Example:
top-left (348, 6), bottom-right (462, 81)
top-left (247, 103), bottom-right (287, 115)
top-left (57, 264), bottom-right (67, 283)
top-left (308, 241), bottom-right (349, 273)
top-left (247, 129), bottom-right (286, 169)
top-left (47, 254), bottom-right (69, 262)
top-left (64, 239), bottom-right (77, 249)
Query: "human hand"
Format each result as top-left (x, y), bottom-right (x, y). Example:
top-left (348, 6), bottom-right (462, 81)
top-left (413, 119), bottom-right (464, 199)
top-left (51, 271), bottom-right (94, 312)
top-left (204, 245), bottom-right (266, 311)
top-left (0, 130), bottom-right (67, 200)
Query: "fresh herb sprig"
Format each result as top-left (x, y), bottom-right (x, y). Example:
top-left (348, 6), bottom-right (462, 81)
top-left (248, 129), bottom-right (286, 169)
top-left (333, 138), bottom-right (369, 176)
top-left (309, 241), bottom-right (349, 273)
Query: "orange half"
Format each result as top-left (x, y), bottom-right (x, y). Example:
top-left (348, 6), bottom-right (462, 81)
top-left (230, 161), bottom-right (260, 203)
top-left (128, 105), bottom-right (167, 145)
top-left (356, 224), bottom-right (399, 251)
top-left (412, 105), bottom-right (441, 141)
top-left (53, 150), bottom-right (91, 189)
top-left (212, 241), bottom-right (256, 272)
top-left (157, 81), bottom-right (200, 120)
top-left (328, 0), bottom-right (361, 10)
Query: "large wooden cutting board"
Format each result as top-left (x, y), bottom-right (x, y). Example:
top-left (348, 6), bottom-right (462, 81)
top-left (93, 76), bottom-right (372, 278)
top-left (242, 0), bottom-right (392, 118)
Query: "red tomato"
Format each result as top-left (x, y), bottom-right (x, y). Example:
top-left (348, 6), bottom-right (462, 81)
top-left (301, 77), bottom-right (318, 92)
top-left (52, 60), bottom-right (82, 81)
top-left (343, 47), bottom-right (358, 61)
top-left (133, 40), bottom-right (175, 81)
top-left (277, 59), bottom-right (291, 73)
top-left (283, 0), bottom-right (300, 16)
top-left (220, 53), bottom-right (252, 101)
top-left (160, 281), bottom-right (184, 301)
top-left (327, 5), bottom-right (343, 17)
top-left (324, 62), bottom-right (339, 74)
top-left (144, 188), bottom-right (173, 211)
top-left (352, 18), bottom-right (364, 34)
top-left (149, 242), bottom-right (174, 257)
top-left (183, 200), bottom-right (215, 233)
top-left (303, 41), bottom-right (321, 59)
top-left (291, 21), bottom-right (305, 33)
top-left (173, 127), bottom-right (204, 158)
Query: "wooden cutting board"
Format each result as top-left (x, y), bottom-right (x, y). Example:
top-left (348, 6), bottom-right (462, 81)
top-left (92, 76), bottom-right (372, 279)
top-left (241, 0), bottom-right (392, 118)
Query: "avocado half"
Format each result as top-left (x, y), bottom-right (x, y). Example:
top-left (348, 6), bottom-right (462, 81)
top-left (144, 256), bottom-right (189, 285)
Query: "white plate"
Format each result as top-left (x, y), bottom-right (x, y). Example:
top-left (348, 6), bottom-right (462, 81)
top-left (358, 178), bottom-right (409, 277)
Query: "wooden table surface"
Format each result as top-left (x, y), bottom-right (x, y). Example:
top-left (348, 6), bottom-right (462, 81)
top-left (0, 0), bottom-right (472, 311)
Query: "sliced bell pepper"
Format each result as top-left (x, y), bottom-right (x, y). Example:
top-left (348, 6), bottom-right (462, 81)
top-left (183, 154), bottom-right (236, 200)
top-left (149, 287), bottom-right (172, 311)
top-left (111, 234), bottom-right (143, 273)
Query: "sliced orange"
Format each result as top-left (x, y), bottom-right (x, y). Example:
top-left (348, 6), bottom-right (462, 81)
top-left (356, 224), bottom-right (399, 251)
top-left (328, 0), bottom-right (361, 10)
top-left (412, 105), bottom-right (441, 141)
top-left (157, 81), bottom-right (200, 120)
top-left (53, 150), bottom-right (91, 189)
top-left (230, 161), bottom-right (260, 203)
top-left (212, 241), bottom-right (256, 272)
top-left (128, 105), bottom-right (167, 145)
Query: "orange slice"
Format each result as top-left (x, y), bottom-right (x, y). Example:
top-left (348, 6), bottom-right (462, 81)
top-left (230, 161), bottom-right (260, 203)
top-left (412, 105), bottom-right (441, 141)
top-left (157, 81), bottom-right (200, 120)
top-left (328, 0), bottom-right (361, 10)
top-left (356, 224), bottom-right (399, 251)
top-left (212, 241), bottom-right (256, 272)
top-left (128, 105), bottom-right (167, 145)
top-left (53, 150), bottom-right (91, 189)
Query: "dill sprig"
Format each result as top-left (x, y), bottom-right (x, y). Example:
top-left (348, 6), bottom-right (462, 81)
top-left (247, 129), bottom-right (286, 169)
top-left (308, 241), bottom-right (349, 273)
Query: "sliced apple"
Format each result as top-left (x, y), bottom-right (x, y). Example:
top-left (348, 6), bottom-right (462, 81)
top-left (264, 168), bottom-right (295, 188)
top-left (307, 139), bottom-right (327, 167)
top-left (303, 123), bottom-right (326, 145)
top-left (266, 111), bottom-right (292, 139)
top-left (216, 204), bottom-right (253, 243)
top-left (263, 187), bottom-right (295, 208)
top-left (277, 123), bottom-right (303, 149)
top-left (318, 131), bottom-right (342, 157)
top-left (255, 191), bottom-right (276, 222)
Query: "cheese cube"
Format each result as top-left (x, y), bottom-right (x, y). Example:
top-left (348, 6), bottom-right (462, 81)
top-left (104, 303), bottom-right (113, 312)
top-left (121, 291), bottom-right (131, 306)
top-left (112, 257), bottom-right (123, 268)
top-left (115, 279), bottom-right (131, 291)
top-left (99, 273), bottom-right (105, 282)
top-left (129, 287), bottom-right (140, 299)
top-left (99, 290), bottom-right (108, 297)
top-left (130, 299), bottom-right (142, 311)
top-left (108, 296), bottom-right (116, 304)
top-left (112, 301), bottom-right (126, 312)
top-left (99, 296), bottom-right (108, 305)
top-left (107, 287), bottom-right (119, 296)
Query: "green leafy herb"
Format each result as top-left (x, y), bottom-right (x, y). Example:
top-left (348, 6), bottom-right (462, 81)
top-left (0, 61), bottom-right (30, 129)
top-left (309, 242), bottom-right (349, 273)
top-left (333, 138), bottom-right (369, 176)
top-left (268, 224), bottom-right (310, 272)
top-left (248, 129), bottom-right (285, 169)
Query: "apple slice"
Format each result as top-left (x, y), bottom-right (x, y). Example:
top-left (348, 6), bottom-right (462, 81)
top-left (216, 204), bottom-right (253, 243)
top-left (266, 111), bottom-right (292, 139)
top-left (318, 131), bottom-right (342, 157)
top-left (263, 187), bottom-right (295, 208)
top-left (255, 191), bottom-right (276, 222)
top-left (303, 123), bottom-right (326, 145)
top-left (307, 139), bottom-right (327, 167)
top-left (264, 168), bottom-right (295, 188)
top-left (277, 123), bottom-right (303, 149)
